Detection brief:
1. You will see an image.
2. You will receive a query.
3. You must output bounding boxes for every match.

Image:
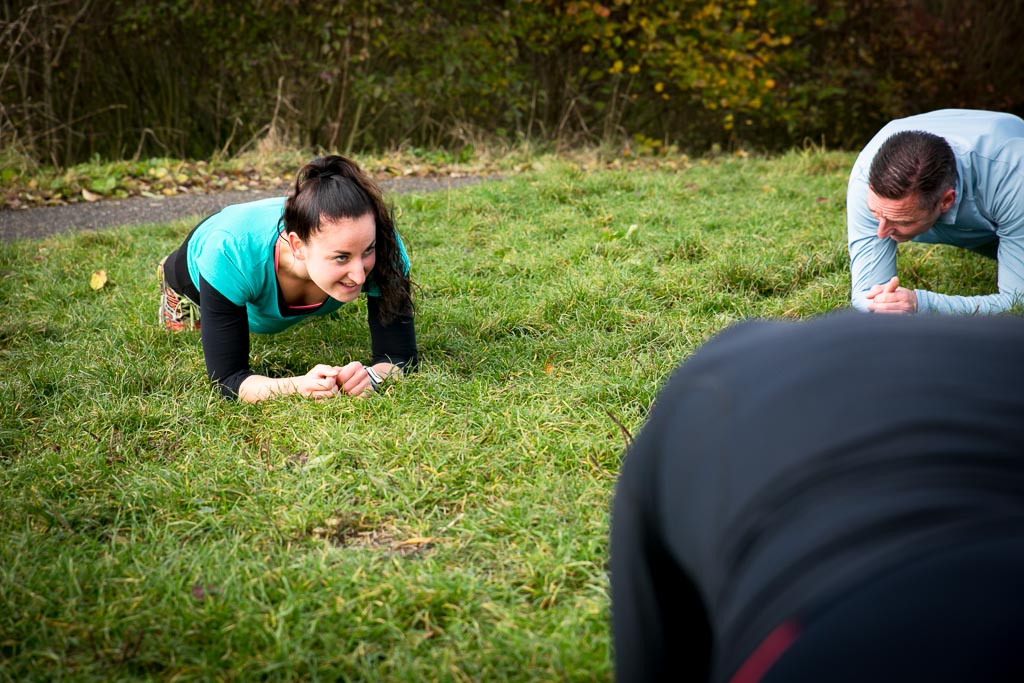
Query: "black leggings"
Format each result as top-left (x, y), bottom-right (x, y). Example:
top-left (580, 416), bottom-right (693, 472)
top-left (760, 536), bottom-right (1024, 683)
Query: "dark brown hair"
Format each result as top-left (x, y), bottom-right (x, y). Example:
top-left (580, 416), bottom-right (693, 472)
top-left (868, 130), bottom-right (957, 208)
top-left (282, 155), bottom-right (412, 323)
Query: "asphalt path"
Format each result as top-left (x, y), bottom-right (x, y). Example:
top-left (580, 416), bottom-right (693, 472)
top-left (0, 175), bottom-right (492, 241)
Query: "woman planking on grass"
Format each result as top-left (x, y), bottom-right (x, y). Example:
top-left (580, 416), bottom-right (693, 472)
top-left (157, 155), bottom-right (417, 403)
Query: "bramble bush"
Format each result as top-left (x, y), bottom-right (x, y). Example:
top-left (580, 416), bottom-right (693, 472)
top-left (0, 0), bottom-right (1019, 167)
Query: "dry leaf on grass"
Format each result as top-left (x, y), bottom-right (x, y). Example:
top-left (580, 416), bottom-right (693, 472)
top-left (544, 354), bottom-right (556, 374)
top-left (89, 270), bottom-right (108, 290)
top-left (392, 536), bottom-right (434, 549)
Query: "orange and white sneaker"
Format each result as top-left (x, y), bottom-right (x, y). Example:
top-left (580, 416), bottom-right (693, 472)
top-left (157, 259), bottom-right (200, 331)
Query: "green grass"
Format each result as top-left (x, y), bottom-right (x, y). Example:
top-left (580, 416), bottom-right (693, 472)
top-left (0, 149), bottom-right (1002, 681)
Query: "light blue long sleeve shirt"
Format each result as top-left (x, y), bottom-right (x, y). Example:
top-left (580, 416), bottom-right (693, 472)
top-left (848, 109), bottom-right (1024, 314)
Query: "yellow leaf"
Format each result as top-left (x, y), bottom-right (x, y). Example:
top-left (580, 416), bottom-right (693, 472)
top-left (82, 188), bottom-right (101, 202)
top-left (90, 270), bottom-right (108, 290)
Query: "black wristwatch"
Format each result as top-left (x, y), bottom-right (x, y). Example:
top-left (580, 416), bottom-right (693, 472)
top-left (363, 365), bottom-right (384, 390)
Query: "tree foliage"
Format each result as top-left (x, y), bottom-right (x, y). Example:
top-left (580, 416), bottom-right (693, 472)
top-left (1, 0), bottom-right (1020, 166)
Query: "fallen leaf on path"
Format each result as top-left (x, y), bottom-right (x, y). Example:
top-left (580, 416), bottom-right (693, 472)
top-left (82, 188), bottom-right (100, 202)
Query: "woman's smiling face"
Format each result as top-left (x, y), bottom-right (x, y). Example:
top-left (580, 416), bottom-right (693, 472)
top-left (293, 213), bottom-right (377, 302)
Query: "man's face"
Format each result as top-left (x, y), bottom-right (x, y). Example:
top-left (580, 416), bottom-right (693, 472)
top-left (867, 188), bottom-right (954, 243)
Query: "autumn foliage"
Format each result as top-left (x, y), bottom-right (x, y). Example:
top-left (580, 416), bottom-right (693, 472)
top-left (1, 0), bottom-right (1020, 166)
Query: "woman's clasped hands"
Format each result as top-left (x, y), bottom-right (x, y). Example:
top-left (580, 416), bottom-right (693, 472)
top-left (299, 362), bottom-right (380, 400)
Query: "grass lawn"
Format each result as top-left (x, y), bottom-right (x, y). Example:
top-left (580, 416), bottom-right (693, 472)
top-left (0, 149), bottom-right (1001, 681)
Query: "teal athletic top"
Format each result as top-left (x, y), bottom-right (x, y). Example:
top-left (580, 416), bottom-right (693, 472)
top-left (185, 196), bottom-right (410, 333)
top-left (847, 109), bottom-right (1024, 314)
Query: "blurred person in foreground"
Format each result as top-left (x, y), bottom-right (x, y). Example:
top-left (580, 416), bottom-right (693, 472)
top-left (848, 108), bottom-right (1024, 314)
top-left (611, 312), bottom-right (1024, 682)
top-left (157, 155), bottom-right (416, 402)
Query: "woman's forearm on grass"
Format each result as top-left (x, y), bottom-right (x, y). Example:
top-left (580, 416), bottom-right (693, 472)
top-left (237, 365), bottom-right (342, 403)
top-left (237, 374), bottom-right (295, 403)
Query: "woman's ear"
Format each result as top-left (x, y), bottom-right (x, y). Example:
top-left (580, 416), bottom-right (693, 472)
top-left (286, 232), bottom-right (306, 260)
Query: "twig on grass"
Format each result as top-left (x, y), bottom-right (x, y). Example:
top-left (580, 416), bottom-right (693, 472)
top-left (603, 407), bottom-right (633, 450)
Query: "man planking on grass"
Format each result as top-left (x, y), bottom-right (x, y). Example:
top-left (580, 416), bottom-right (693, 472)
top-left (847, 109), bottom-right (1024, 314)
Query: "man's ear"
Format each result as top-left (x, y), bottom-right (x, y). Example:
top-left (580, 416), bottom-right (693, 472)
top-left (939, 188), bottom-right (956, 213)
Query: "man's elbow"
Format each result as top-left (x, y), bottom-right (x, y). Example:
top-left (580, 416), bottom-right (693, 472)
top-left (851, 292), bottom-right (871, 312)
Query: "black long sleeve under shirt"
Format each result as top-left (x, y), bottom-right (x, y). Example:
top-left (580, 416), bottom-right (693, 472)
top-left (195, 273), bottom-right (416, 399)
top-left (164, 225), bottom-right (417, 399)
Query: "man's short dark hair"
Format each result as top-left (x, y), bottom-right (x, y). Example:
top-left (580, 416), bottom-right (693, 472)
top-left (868, 130), bottom-right (958, 207)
